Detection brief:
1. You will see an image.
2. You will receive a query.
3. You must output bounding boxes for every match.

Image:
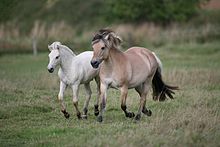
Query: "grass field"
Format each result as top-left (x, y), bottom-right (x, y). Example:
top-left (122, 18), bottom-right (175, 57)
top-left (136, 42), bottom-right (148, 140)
top-left (0, 42), bottom-right (220, 146)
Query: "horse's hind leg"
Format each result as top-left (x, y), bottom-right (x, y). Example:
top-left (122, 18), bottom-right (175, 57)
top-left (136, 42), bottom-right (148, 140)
top-left (58, 81), bottom-right (70, 119)
top-left (120, 86), bottom-right (135, 118)
top-left (94, 76), bottom-right (100, 116)
top-left (82, 83), bottom-right (92, 119)
top-left (71, 84), bottom-right (81, 119)
top-left (135, 85), bottom-right (152, 117)
top-left (135, 80), bottom-right (151, 121)
top-left (142, 99), bottom-right (152, 116)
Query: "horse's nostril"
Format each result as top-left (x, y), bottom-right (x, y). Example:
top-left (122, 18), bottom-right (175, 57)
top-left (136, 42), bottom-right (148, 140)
top-left (48, 68), bottom-right (54, 73)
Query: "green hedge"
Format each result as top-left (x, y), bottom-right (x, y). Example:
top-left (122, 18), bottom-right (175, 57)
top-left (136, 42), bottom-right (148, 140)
top-left (107, 0), bottom-right (206, 23)
top-left (0, 0), bottom-right (208, 27)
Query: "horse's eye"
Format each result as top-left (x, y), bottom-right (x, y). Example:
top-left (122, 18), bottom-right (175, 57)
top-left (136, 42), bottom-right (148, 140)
top-left (55, 56), bottom-right (59, 59)
top-left (101, 47), bottom-right (105, 50)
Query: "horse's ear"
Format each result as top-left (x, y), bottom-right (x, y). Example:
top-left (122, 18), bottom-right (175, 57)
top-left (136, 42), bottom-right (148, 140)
top-left (116, 36), bottom-right (123, 44)
top-left (104, 34), bottom-right (110, 40)
top-left (48, 45), bottom-right (53, 51)
top-left (56, 44), bottom-right (61, 50)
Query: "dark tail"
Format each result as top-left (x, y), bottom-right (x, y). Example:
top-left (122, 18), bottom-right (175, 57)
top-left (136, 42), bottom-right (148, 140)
top-left (152, 68), bottom-right (179, 101)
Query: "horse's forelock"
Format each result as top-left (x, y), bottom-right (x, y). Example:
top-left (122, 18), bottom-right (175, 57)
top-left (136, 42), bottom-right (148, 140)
top-left (92, 29), bottom-right (114, 41)
top-left (53, 42), bottom-right (61, 49)
top-left (92, 29), bottom-right (122, 48)
top-left (49, 41), bottom-right (61, 50)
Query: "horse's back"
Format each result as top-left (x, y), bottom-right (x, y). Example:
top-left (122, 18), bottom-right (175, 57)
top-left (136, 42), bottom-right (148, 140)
top-left (124, 47), bottom-right (158, 87)
top-left (76, 51), bottom-right (93, 60)
top-left (125, 47), bottom-right (157, 68)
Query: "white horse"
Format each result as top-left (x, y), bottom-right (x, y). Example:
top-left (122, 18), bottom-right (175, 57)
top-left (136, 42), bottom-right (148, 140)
top-left (47, 42), bottom-right (100, 119)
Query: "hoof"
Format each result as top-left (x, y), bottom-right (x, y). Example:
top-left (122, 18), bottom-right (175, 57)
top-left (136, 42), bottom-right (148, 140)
top-left (83, 108), bottom-right (88, 115)
top-left (94, 105), bottom-right (99, 116)
top-left (135, 114), bottom-right (141, 121)
top-left (61, 110), bottom-right (70, 119)
top-left (64, 113), bottom-right (70, 119)
top-left (146, 110), bottom-right (152, 116)
top-left (81, 114), bottom-right (88, 120)
top-left (94, 110), bottom-right (99, 116)
top-left (77, 113), bottom-right (82, 119)
top-left (143, 109), bottom-right (152, 116)
top-left (126, 112), bottom-right (135, 118)
top-left (97, 116), bottom-right (103, 122)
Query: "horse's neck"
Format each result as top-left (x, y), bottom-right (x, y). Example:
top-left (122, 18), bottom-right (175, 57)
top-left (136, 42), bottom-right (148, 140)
top-left (105, 48), bottom-right (124, 69)
top-left (60, 48), bottom-right (75, 73)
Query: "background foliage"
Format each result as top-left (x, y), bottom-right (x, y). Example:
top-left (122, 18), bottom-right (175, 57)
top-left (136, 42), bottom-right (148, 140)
top-left (0, 0), bottom-right (220, 146)
top-left (108, 0), bottom-right (205, 23)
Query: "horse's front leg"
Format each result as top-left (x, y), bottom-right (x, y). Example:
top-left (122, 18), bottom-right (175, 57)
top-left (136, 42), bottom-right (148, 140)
top-left (82, 83), bottom-right (92, 119)
top-left (94, 76), bottom-right (100, 116)
top-left (71, 84), bottom-right (81, 119)
top-left (58, 81), bottom-right (69, 118)
top-left (97, 83), bottom-right (107, 122)
top-left (120, 86), bottom-right (135, 118)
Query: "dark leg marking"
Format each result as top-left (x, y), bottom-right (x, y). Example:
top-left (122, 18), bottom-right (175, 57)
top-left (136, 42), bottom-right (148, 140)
top-left (61, 110), bottom-right (70, 119)
top-left (142, 107), bottom-right (152, 116)
top-left (94, 105), bottom-right (99, 116)
top-left (77, 112), bottom-right (82, 119)
top-left (83, 108), bottom-right (88, 115)
top-left (121, 105), bottom-right (135, 118)
top-left (73, 102), bottom-right (81, 119)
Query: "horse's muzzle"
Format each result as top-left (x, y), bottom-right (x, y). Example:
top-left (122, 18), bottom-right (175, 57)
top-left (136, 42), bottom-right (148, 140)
top-left (48, 68), bottom-right (54, 73)
top-left (90, 60), bottom-right (100, 69)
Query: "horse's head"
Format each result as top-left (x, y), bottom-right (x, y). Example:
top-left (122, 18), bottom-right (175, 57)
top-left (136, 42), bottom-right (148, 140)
top-left (91, 29), bottom-right (122, 68)
top-left (47, 41), bottom-right (62, 73)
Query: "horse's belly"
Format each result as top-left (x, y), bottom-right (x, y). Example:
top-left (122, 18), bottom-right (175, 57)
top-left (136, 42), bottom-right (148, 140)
top-left (128, 72), bottom-right (149, 88)
top-left (110, 80), bottom-right (121, 89)
top-left (128, 81), bottom-right (143, 89)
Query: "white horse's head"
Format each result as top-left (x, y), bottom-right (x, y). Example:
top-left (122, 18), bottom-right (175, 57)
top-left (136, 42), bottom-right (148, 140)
top-left (47, 41), bottom-right (62, 73)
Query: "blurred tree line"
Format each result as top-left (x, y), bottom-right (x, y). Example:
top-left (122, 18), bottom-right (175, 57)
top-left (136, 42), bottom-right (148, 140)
top-left (108, 0), bottom-right (208, 23)
top-left (0, 0), bottom-right (207, 27)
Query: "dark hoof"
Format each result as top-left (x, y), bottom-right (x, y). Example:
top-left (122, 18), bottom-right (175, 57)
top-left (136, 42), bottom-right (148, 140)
top-left (94, 110), bottom-right (99, 116)
top-left (61, 110), bottom-right (70, 119)
top-left (97, 116), bottom-right (103, 122)
top-left (83, 108), bottom-right (88, 115)
top-left (77, 113), bottom-right (82, 119)
top-left (135, 114), bottom-right (141, 121)
top-left (126, 112), bottom-right (135, 118)
top-left (142, 109), bottom-right (152, 116)
top-left (64, 113), bottom-right (70, 119)
top-left (81, 115), bottom-right (87, 120)
top-left (94, 105), bottom-right (99, 116)
top-left (146, 110), bottom-right (152, 116)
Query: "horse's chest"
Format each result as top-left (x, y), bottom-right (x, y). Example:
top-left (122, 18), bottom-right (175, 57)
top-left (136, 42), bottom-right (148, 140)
top-left (101, 75), bottom-right (123, 88)
top-left (59, 70), bottom-right (78, 85)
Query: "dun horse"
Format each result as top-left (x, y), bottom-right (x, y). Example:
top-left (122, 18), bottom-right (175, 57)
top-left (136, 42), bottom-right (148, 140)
top-left (91, 29), bottom-right (178, 122)
top-left (47, 42), bottom-right (100, 119)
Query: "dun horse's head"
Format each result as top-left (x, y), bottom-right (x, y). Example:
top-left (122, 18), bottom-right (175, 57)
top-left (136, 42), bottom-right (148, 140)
top-left (47, 41), bottom-right (61, 73)
top-left (90, 29), bottom-right (122, 68)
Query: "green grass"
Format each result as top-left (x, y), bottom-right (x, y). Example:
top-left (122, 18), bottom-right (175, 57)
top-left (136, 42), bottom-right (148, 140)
top-left (0, 42), bottom-right (220, 146)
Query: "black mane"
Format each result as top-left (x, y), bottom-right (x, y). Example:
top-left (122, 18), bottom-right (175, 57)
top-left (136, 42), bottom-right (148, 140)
top-left (92, 29), bottom-right (114, 42)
